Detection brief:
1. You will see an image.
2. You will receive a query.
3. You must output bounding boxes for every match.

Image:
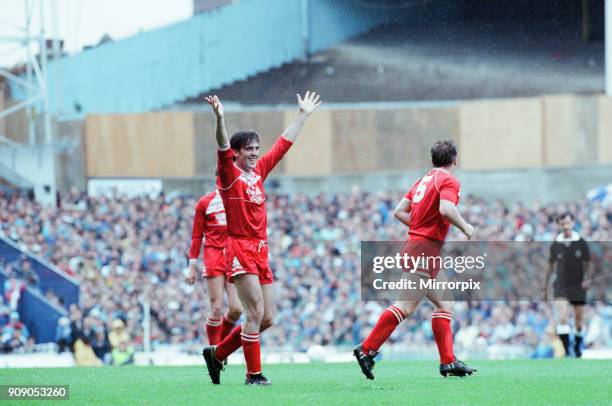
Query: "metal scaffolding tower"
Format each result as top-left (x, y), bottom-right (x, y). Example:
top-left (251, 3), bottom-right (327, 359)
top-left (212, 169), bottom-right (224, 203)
top-left (0, 0), bottom-right (59, 205)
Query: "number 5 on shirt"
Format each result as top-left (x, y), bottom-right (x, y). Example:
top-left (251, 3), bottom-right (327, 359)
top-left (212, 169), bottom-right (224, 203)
top-left (412, 175), bottom-right (433, 203)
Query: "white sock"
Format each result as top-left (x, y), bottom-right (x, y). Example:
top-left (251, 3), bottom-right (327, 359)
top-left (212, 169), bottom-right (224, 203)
top-left (556, 324), bottom-right (570, 335)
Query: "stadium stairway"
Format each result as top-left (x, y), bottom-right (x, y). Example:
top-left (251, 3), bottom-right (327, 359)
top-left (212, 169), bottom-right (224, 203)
top-left (9, 0), bottom-right (401, 115)
top-left (0, 236), bottom-right (78, 343)
top-left (0, 139), bottom-right (57, 206)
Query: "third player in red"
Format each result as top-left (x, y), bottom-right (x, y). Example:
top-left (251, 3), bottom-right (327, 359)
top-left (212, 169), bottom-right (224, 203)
top-left (186, 189), bottom-right (242, 346)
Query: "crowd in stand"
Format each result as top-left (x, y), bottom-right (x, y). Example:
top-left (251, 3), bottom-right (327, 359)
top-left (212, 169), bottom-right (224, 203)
top-left (0, 187), bottom-right (610, 359)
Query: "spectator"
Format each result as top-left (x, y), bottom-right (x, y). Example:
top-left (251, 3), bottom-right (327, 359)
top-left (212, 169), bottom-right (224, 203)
top-left (2, 312), bottom-right (29, 340)
top-left (90, 328), bottom-right (112, 364)
top-left (111, 340), bottom-right (135, 366)
top-left (55, 316), bottom-right (72, 353)
top-left (3, 273), bottom-right (25, 311)
top-left (20, 258), bottom-right (40, 289)
top-left (108, 319), bottom-right (129, 349)
top-left (2, 325), bottom-right (27, 353)
top-left (0, 306), bottom-right (9, 326)
top-left (0, 189), bottom-right (609, 354)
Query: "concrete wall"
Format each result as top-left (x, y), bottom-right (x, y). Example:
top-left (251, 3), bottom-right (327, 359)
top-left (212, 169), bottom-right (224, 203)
top-left (55, 120), bottom-right (86, 191)
top-left (0, 81), bottom-right (5, 137)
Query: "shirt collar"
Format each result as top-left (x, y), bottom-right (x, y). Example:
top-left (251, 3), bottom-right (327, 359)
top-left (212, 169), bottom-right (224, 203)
top-left (556, 231), bottom-right (580, 242)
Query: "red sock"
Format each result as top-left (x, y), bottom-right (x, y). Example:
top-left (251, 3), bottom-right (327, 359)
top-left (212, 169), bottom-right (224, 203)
top-left (362, 305), bottom-right (405, 354)
top-left (432, 311), bottom-right (455, 364)
top-left (241, 331), bottom-right (261, 375)
top-left (221, 315), bottom-right (237, 341)
top-left (215, 325), bottom-right (242, 361)
top-left (206, 317), bottom-right (222, 345)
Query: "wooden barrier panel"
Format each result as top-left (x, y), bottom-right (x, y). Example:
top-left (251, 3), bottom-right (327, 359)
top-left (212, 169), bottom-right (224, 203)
top-left (459, 98), bottom-right (542, 169)
top-left (598, 96), bottom-right (612, 163)
top-left (542, 95), bottom-right (598, 166)
top-left (374, 107), bottom-right (459, 171)
top-left (85, 112), bottom-right (195, 177)
top-left (331, 109), bottom-right (378, 173)
top-left (283, 110), bottom-right (332, 175)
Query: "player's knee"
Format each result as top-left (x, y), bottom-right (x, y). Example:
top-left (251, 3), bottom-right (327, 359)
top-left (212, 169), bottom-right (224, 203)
top-left (227, 307), bottom-right (242, 322)
top-left (260, 316), bottom-right (274, 331)
top-left (435, 301), bottom-right (454, 313)
top-left (394, 303), bottom-right (416, 317)
top-left (209, 304), bottom-right (223, 319)
top-left (246, 307), bottom-right (264, 324)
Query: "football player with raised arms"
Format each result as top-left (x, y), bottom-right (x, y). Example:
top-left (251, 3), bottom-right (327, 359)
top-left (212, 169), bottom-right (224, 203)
top-left (202, 91), bottom-right (322, 385)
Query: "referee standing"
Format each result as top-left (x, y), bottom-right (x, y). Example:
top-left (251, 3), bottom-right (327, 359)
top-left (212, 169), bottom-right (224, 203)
top-left (544, 212), bottom-right (592, 358)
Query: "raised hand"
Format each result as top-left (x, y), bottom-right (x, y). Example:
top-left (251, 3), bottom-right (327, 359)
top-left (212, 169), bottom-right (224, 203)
top-left (204, 95), bottom-right (224, 118)
top-left (297, 91), bottom-right (322, 116)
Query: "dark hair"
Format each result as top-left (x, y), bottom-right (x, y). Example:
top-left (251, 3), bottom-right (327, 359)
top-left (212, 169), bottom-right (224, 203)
top-left (431, 139), bottom-right (457, 167)
top-left (230, 130), bottom-right (259, 151)
top-left (556, 212), bottom-right (574, 223)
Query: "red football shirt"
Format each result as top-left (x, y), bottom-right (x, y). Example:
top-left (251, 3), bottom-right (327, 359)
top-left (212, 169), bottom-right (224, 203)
top-left (405, 168), bottom-right (461, 241)
top-left (188, 190), bottom-right (227, 259)
top-left (216, 137), bottom-right (293, 240)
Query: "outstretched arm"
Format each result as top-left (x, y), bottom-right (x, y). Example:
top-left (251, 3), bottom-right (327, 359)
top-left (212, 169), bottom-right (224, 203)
top-left (281, 91), bottom-right (322, 142)
top-left (257, 91), bottom-right (322, 180)
top-left (204, 95), bottom-right (229, 149)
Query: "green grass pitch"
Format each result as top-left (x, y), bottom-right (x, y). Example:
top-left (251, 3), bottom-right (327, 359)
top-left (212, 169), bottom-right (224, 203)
top-left (1, 359), bottom-right (611, 405)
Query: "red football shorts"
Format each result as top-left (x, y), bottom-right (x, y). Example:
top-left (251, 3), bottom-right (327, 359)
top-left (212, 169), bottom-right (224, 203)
top-left (401, 238), bottom-right (444, 279)
top-left (225, 237), bottom-right (273, 285)
top-left (203, 246), bottom-right (226, 278)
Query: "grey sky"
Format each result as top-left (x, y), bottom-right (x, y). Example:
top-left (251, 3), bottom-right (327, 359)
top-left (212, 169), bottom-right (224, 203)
top-left (0, 0), bottom-right (192, 67)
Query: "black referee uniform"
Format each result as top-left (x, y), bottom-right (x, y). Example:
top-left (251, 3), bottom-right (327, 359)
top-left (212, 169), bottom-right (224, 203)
top-left (549, 231), bottom-right (590, 305)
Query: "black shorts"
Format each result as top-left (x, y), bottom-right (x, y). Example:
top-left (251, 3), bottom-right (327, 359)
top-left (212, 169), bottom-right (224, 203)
top-left (554, 282), bottom-right (586, 305)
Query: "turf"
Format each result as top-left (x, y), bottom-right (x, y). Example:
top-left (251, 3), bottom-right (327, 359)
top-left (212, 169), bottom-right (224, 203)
top-left (1, 359), bottom-right (611, 405)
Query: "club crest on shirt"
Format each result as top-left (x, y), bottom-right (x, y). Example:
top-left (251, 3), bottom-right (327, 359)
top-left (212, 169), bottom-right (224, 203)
top-left (247, 184), bottom-right (264, 204)
top-left (240, 172), bottom-right (264, 204)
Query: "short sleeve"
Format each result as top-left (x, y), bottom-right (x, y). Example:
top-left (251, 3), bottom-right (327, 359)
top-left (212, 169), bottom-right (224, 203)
top-left (581, 240), bottom-right (590, 262)
top-left (549, 243), bottom-right (557, 264)
top-left (189, 198), bottom-right (208, 259)
top-left (439, 177), bottom-right (460, 205)
top-left (257, 137), bottom-right (293, 180)
top-left (405, 179), bottom-right (420, 200)
top-left (217, 148), bottom-right (237, 189)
